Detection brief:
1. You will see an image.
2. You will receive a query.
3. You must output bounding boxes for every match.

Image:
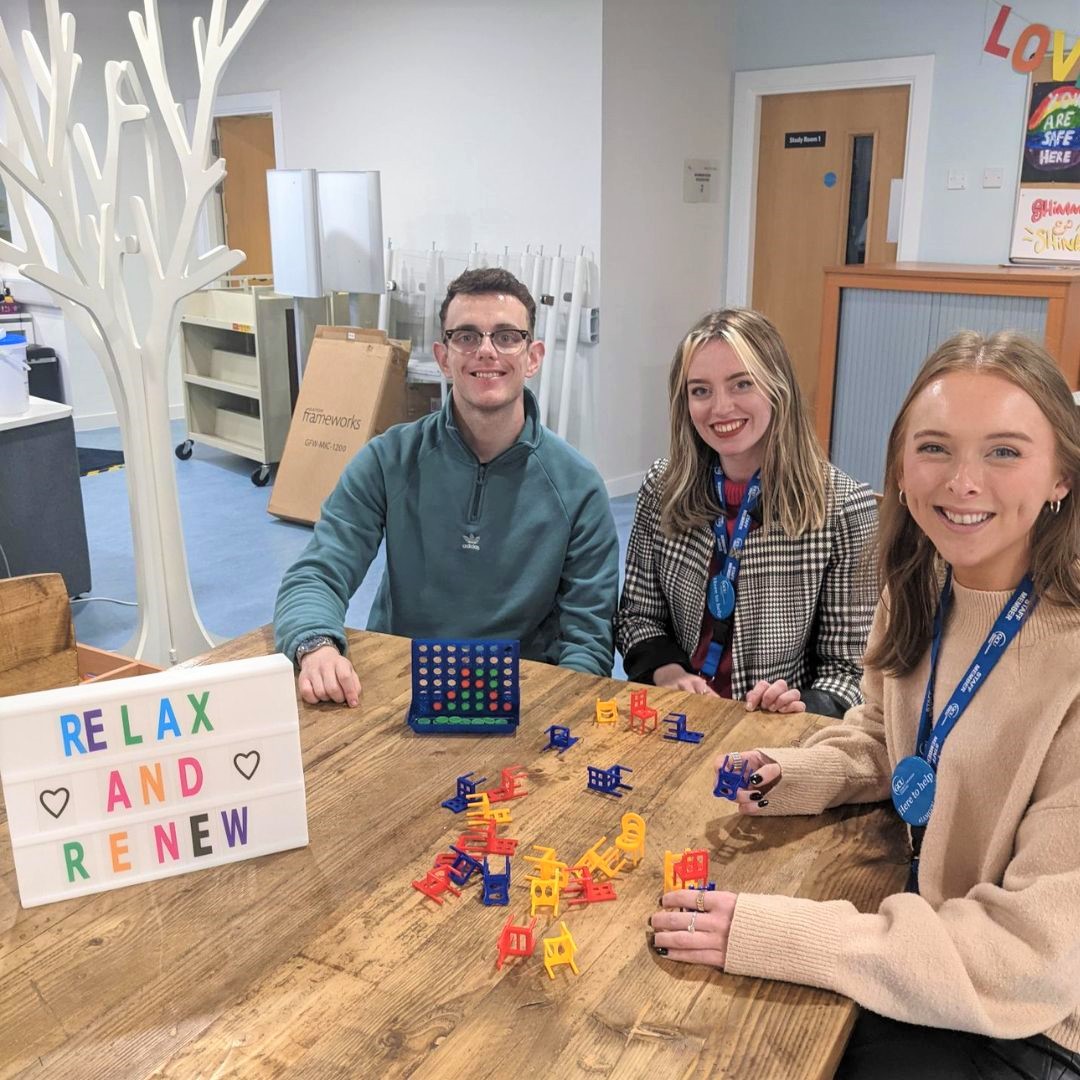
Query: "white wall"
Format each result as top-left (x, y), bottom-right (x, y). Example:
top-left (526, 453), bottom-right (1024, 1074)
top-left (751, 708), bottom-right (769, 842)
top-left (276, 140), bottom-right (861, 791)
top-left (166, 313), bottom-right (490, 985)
top-left (599, 0), bottom-right (735, 492)
top-left (211, 0), bottom-right (602, 259)
top-left (733, 0), bottom-right (1080, 265)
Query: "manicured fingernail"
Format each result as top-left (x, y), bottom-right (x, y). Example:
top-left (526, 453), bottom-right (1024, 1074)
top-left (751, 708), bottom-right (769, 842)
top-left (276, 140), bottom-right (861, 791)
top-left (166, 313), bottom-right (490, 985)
top-left (653, 946), bottom-right (668, 956)
top-left (759, 798), bottom-right (769, 807)
top-left (749, 773), bottom-right (763, 786)
top-left (658, 893), bottom-right (666, 905)
top-left (749, 791), bottom-right (763, 801)
top-left (646, 918), bottom-right (653, 930)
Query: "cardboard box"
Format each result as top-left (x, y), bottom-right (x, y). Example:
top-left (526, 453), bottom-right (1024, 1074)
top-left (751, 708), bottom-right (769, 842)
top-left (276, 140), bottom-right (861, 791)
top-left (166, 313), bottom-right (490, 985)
top-left (76, 643), bottom-right (163, 683)
top-left (268, 325), bottom-right (411, 525)
top-left (406, 381), bottom-right (443, 421)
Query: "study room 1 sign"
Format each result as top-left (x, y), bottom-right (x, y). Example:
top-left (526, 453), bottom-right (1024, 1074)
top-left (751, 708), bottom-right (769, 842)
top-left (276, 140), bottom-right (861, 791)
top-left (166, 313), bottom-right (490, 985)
top-left (0, 654), bottom-right (308, 908)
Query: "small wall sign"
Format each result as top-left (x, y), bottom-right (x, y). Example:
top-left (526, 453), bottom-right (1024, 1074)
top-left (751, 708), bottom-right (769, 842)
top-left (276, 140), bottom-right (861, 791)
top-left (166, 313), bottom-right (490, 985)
top-left (683, 159), bottom-right (719, 203)
top-left (785, 131), bottom-right (827, 149)
top-left (0, 654), bottom-right (308, 908)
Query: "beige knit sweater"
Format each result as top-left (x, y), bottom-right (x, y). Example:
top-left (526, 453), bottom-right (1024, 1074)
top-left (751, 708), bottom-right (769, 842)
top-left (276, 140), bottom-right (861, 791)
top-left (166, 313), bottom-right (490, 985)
top-left (724, 582), bottom-right (1080, 1050)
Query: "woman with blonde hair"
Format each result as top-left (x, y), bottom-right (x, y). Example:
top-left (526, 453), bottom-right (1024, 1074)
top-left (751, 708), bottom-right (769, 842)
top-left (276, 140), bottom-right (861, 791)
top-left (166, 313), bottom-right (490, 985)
top-left (616, 308), bottom-right (878, 718)
top-left (651, 330), bottom-right (1080, 1078)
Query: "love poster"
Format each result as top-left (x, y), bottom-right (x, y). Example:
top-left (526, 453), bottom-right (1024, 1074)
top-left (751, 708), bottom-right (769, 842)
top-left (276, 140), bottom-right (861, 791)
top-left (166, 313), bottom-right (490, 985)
top-left (0, 654), bottom-right (308, 908)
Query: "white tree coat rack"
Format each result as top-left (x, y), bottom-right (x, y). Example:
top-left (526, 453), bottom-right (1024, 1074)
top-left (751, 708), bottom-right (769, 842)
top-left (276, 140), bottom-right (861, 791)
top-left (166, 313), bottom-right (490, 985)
top-left (0, 0), bottom-right (267, 664)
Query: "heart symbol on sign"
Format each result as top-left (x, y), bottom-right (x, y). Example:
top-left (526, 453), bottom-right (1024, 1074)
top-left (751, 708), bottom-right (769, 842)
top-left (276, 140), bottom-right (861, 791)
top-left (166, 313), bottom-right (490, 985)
top-left (233, 751), bottom-right (260, 780)
top-left (40, 787), bottom-right (70, 819)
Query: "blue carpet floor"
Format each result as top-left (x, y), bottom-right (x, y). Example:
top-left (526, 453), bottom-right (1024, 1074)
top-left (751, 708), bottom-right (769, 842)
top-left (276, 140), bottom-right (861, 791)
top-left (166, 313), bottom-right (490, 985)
top-left (73, 421), bottom-right (636, 679)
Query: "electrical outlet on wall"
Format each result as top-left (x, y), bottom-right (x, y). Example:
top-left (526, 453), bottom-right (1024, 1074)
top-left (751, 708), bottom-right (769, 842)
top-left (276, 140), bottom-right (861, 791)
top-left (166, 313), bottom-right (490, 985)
top-left (947, 168), bottom-right (967, 190)
top-left (982, 167), bottom-right (1004, 188)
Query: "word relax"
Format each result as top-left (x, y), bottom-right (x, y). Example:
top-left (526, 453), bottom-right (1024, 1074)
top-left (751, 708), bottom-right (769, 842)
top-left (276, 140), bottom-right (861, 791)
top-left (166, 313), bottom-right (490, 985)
top-left (58, 692), bottom-right (213, 757)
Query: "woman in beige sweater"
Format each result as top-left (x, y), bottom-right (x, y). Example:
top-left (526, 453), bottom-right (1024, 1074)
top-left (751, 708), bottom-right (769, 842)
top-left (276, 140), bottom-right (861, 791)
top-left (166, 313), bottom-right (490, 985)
top-left (649, 331), bottom-right (1080, 1079)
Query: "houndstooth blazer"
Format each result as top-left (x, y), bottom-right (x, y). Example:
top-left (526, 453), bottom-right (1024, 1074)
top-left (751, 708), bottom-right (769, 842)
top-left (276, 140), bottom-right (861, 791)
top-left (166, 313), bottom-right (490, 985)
top-left (616, 459), bottom-right (879, 712)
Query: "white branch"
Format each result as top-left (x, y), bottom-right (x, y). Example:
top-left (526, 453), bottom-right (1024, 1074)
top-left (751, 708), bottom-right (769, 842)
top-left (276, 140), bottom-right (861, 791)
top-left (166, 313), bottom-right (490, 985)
top-left (43, 3), bottom-right (77, 178)
top-left (19, 261), bottom-right (99, 310)
top-left (0, 132), bottom-right (45, 198)
top-left (72, 121), bottom-right (101, 185)
top-left (192, 16), bottom-right (206, 83)
top-left (20, 27), bottom-right (50, 96)
top-left (130, 195), bottom-right (163, 280)
top-left (2, 160), bottom-right (43, 264)
top-left (184, 244), bottom-right (242, 294)
top-left (128, 2), bottom-right (190, 159)
top-left (119, 63), bottom-right (164, 252)
top-left (63, 151), bottom-right (81, 243)
top-left (162, 155), bottom-right (224, 284)
top-left (95, 200), bottom-right (114, 290)
top-left (207, 0), bottom-right (226, 52)
top-left (0, 238), bottom-right (27, 265)
top-left (220, 0), bottom-right (267, 59)
top-left (0, 18), bottom-right (46, 173)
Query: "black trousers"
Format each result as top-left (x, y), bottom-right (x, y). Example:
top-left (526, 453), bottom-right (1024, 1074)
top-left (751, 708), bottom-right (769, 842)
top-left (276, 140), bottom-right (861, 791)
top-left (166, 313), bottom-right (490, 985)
top-left (835, 1011), bottom-right (1080, 1080)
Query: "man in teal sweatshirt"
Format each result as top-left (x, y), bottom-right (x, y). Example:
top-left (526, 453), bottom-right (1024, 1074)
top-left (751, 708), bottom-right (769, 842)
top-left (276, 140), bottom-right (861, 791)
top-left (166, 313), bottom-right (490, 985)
top-left (274, 267), bottom-right (619, 707)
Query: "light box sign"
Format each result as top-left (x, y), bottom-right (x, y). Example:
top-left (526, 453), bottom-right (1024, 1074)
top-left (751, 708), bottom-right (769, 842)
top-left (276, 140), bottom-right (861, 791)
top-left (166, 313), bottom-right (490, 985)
top-left (0, 654), bottom-right (308, 908)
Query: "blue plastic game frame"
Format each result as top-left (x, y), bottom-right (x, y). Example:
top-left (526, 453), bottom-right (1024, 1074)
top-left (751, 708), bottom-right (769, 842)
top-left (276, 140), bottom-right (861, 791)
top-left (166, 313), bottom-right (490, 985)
top-left (408, 638), bottom-right (521, 734)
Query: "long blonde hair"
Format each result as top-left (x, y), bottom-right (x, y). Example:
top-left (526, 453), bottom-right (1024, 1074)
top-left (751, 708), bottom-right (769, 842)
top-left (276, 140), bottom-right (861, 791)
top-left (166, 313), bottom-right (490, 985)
top-left (867, 330), bottom-right (1080, 676)
top-left (661, 308), bottom-right (829, 536)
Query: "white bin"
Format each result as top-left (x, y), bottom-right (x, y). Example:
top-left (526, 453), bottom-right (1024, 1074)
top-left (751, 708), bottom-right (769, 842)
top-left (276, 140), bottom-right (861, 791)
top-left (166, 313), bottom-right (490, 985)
top-left (0, 332), bottom-right (29, 417)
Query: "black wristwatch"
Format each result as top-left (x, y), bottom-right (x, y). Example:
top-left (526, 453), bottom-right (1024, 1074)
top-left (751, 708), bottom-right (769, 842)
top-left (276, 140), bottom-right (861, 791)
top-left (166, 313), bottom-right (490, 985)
top-left (293, 634), bottom-right (341, 665)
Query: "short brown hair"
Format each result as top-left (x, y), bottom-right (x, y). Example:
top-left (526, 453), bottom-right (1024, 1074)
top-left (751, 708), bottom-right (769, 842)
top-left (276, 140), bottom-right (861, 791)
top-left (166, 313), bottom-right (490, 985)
top-left (439, 268), bottom-right (537, 334)
top-left (867, 330), bottom-right (1080, 676)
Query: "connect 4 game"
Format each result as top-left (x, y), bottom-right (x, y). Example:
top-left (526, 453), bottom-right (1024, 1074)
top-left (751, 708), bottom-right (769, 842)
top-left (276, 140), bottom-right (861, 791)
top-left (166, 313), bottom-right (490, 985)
top-left (407, 639), bottom-right (521, 734)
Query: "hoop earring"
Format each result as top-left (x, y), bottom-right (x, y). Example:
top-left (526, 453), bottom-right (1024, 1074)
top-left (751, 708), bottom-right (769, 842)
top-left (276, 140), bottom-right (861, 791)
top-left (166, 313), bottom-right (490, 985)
top-left (898, 489), bottom-right (908, 507)
top-left (1049, 499), bottom-right (1062, 514)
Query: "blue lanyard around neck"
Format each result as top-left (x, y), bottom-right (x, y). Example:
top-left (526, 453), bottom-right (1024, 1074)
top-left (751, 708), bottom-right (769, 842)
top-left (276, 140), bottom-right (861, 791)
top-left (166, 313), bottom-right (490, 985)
top-left (899, 566), bottom-right (1036, 894)
top-left (699, 467), bottom-right (761, 678)
top-left (916, 567), bottom-right (1037, 767)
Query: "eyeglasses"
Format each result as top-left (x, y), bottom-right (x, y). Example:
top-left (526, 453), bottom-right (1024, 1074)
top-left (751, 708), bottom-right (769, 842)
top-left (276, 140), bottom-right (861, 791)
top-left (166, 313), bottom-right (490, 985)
top-left (443, 328), bottom-right (530, 355)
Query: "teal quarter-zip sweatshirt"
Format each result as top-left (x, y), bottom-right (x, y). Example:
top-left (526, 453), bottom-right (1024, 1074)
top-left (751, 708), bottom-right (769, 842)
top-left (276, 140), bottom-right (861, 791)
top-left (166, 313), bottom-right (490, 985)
top-left (274, 388), bottom-right (618, 676)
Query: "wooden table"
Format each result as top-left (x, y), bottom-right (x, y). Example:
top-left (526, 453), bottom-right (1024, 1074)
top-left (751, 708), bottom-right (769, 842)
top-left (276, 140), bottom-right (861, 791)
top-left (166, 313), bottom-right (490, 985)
top-left (0, 629), bottom-right (908, 1079)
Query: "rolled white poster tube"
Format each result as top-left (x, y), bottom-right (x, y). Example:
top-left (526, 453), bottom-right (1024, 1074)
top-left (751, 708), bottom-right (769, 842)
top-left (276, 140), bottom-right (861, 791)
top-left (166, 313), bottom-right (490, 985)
top-left (518, 244), bottom-right (533, 287)
top-left (377, 239), bottom-right (393, 333)
top-left (538, 246), bottom-right (563, 427)
top-left (529, 245), bottom-right (545, 314)
top-left (423, 242), bottom-right (438, 356)
top-left (557, 250), bottom-right (587, 440)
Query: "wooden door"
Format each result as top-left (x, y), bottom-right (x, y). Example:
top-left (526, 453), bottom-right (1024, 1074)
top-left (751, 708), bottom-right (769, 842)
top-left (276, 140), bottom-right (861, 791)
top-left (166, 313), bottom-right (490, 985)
top-left (216, 114), bottom-right (276, 276)
top-left (752, 85), bottom-right (909, 415)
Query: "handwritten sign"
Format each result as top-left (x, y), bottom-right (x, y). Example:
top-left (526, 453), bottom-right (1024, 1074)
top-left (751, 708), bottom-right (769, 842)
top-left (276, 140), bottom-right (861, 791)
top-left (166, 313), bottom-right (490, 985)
top-left (1010, 187), bottom-right (1080, 263)
top-left (0, 654), bottom-right (308, 908)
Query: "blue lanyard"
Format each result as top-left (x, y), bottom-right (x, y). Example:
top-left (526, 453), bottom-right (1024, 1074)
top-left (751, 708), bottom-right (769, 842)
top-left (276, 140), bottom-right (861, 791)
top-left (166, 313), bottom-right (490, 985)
top-left (916, 567), bottom-right (1037, 767)
top-left (899, 567), bottom-right (1036, 894)
top-left (700, 467), bottom-right (761, 678)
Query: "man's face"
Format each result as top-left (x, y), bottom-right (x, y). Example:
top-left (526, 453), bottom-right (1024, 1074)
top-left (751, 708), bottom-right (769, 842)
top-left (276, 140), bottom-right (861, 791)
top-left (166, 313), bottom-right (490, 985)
top-left (433, 292), bottom-right (543, 414)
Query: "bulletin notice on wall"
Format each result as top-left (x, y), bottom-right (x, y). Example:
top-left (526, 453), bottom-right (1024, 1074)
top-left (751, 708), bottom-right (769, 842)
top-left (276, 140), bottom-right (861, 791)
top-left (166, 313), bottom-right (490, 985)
top-left (1010, 73), bottom-right (1080, 264)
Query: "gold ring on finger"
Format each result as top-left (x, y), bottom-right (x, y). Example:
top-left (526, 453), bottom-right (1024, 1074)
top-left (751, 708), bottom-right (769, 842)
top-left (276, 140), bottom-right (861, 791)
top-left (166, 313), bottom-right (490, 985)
top-left (695, 891), bottom-right (706, 912)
